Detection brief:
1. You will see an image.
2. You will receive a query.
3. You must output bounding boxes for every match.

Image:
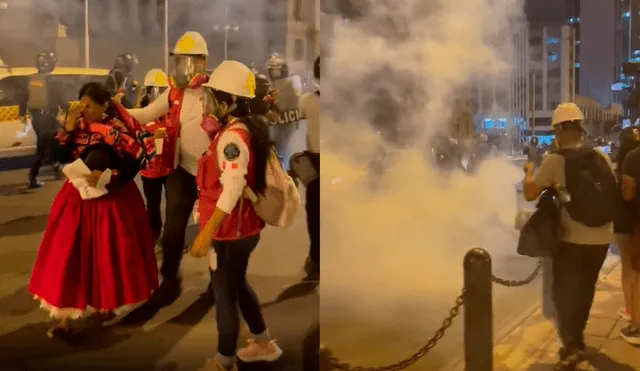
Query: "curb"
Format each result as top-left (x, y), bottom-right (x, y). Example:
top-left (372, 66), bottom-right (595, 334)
top-left (447, 258), bottom-right (621, 371)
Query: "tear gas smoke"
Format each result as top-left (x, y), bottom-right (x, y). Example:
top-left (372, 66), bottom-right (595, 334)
top-left (0, 0), bottom-right (283, 72)
top-left (321, 0), bottom-right (531, 332)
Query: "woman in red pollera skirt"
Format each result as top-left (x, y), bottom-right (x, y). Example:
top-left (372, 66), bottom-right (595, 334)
top-left (28, 82), bottom-right (160, 338)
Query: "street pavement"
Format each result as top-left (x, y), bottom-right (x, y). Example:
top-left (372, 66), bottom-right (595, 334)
top-left (0, 124), bottom-right (316, 371)
top-left (489, 262), bottom-right (640, 371)
top-left (319, 156), bottom-right (620, 371)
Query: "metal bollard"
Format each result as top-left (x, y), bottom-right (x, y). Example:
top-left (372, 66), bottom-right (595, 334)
top-left (463, 248), bottom-right (493, 371)
top-left (303, 323), bottom-right (321, 371)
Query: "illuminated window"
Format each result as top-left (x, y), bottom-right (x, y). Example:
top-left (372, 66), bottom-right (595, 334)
top-left (547, 37), bottom-right (560, 44)
top-left (293, 0), bottom-right (303, 21)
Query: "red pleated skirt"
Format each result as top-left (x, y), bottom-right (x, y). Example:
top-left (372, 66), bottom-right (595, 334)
top-left (28, 180), bottom-right (159, 319)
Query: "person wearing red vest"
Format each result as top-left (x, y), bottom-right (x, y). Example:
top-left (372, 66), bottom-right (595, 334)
top-left (124, 32), bottom-right (212, 311)
top-left (138, 69), bottom-right (172, 245)
top-left (189, 61), bottom-right (283, 371)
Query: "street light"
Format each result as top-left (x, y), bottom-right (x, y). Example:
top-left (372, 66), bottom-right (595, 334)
top-left (213, 6), bottom-right (239, 60)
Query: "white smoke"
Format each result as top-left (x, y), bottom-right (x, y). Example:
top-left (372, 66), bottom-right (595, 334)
top-left (320, 0), bottom-right (529, 358)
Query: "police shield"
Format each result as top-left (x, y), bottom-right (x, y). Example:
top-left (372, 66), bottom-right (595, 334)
top-left (271, 75), bottom-right (302, 126)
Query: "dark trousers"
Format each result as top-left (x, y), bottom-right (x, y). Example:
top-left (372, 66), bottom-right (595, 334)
top-left (141, 175), bottom-right (168, 242)
top-left (29, 128), bottom-right (56, 181)
top-left (552, 242), bottom-right (609, 353)
top-left (212, 234), bottom-right (267, 356)
top-left (160, 166), bottom-right (198, 279)
top-left (306, 153), bottom-right (320, 264)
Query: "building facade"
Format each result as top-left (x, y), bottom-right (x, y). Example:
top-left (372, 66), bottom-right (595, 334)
top-left (472, 21), bottom-right (530, 152)
top-left (0, 0), bottom-right (315, 80)
top-left (284, 0), bottom-right (319, 77)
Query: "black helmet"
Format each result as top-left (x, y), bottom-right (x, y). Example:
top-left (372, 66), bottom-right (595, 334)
top-left (531, 136), bottom-right (538, 146)
top-left (265, 53), bottom-right (289, 80)
top-left (254, 73), bottom-right (271, 99)
top-left (314, 56), bottom-right (320, 80)
top-left (114, 53), bottom-right (139, 74)
top-left (36, 52), bottom-right (57, 74)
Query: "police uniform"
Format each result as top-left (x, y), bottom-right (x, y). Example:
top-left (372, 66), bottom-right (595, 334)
top-left (26, 72), bottom-right (62, 187)
top-left (298, 85), bottom-right (320, 278)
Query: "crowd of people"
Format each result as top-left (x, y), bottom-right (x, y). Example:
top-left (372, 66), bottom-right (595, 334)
top-left (521, 102), bottom-right (640, 371)
top-left (24, 31), bottom-right (320, 371)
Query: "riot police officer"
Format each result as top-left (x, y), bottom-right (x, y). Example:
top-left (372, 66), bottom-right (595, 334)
top-left (25, 52), bottom-right (61, 189)
top-left (265, 53), bottom-right (302, 171)
top-left (107, 53), bottom-right (139, 108)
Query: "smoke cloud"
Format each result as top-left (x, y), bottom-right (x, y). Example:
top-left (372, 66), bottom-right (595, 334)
top-left (0, 0), bottom-right (293, 75)
top-left (320, 0), bottom-right (535, 366)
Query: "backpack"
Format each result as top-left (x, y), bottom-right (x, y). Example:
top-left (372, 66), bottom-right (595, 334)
top-left (556, 147), bottom-right (617, 227)
top-left (517, 189), bottom-right (562, 257)
top-left (244, 149), bottom-right (300, 228)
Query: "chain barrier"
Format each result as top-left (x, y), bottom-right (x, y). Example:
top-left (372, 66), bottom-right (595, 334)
top-left (491, 257), bottom-right (544, 287)
top-left (327, 290), bottom-right (464, 371)
top-left (324, 257), bottom-right (544, 370)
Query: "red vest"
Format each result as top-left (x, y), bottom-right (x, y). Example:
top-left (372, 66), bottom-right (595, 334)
top-left (139, 115), bottom-right (175, 179)
top-left (196, 122), bottom-right (264, 241)
top-left (164, 88), bottom-right (185, 170)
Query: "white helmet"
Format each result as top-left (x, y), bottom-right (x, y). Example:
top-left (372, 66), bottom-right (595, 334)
top-left (143, 69), bottom-right (168, 87)
top-left (172, 31), bottom-right (209, 56)
top-left (552, 102), bottom-right (584, 127)
top-left (204, 60), bottom-right (256, 99)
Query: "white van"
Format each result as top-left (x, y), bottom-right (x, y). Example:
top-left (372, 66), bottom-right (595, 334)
top-left (0, 67), bottom-right (109, 159)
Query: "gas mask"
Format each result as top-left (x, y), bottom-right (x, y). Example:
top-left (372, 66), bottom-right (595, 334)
top-left (201, 88), bottom-right (233, 139)
top-left (144, 86), bottom-right (167, 103)
top-left (171, 55), bottom-right (207, 89)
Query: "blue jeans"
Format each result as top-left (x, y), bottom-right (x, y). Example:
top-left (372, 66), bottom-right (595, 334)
top-left (270, 123), bottom-right (297, 171)
top-left (211, 234), bottom-right (267, 356)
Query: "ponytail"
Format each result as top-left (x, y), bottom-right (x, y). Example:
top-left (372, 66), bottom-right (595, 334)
top-left (242, 115), bottom-right (273, 194)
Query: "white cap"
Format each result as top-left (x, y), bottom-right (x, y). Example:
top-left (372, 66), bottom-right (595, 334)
top-left (143, 69), bottom-right (168, 87)
top-left (552, 102), bottom-right (584, 127)
top-left (203, 60), bottom-right (256, 99)
top-left (172, 31), bottom-right (209, 56)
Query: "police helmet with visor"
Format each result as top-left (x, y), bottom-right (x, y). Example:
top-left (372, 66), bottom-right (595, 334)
top-left (36, 52), bottom-right (57, 74)
top-left (170, 31), bottom-right (209, 88)
top-left (114, 53), bottom-right (139, 74)
top-left (265, 52), bottom-right (289, 80)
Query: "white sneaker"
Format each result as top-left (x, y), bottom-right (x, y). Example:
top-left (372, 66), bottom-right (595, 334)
top-left (618, 307), bottom-right (632, 322)
top-left (620, 325), bottom-right (640, 345)
top-left (236, 339), bottom-right (283, 362)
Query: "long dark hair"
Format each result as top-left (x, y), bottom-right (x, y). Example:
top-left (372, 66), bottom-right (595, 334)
top-left (213, 90), bottom-right (273, 193)
top-left (78, 82), bottom-right (118, 119)
top-left (617, 127), bottom-right (640, 177)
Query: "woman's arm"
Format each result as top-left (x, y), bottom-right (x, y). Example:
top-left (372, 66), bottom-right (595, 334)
top-left (126, 89), bottom-right (170, 124)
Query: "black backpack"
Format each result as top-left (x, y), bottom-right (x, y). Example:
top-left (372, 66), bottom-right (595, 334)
top-left (556, 147), bottom-right (617, 227)
top-left (517, 189), bottom-right (562, 257)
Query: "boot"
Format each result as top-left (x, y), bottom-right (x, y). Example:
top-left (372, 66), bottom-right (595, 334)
top-left (27, 179), bottom-right (43, 189)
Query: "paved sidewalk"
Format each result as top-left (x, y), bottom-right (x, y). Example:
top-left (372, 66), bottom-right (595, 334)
top-left (493, 263), bottom-right (640, 371)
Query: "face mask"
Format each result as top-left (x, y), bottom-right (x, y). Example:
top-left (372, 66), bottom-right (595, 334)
top-left (170, 73), bottom-right (208, 90)
top-left (171, 55), bottom-right (207, 89)
top-left (201, 114), bottom-right (223, 140)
